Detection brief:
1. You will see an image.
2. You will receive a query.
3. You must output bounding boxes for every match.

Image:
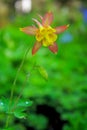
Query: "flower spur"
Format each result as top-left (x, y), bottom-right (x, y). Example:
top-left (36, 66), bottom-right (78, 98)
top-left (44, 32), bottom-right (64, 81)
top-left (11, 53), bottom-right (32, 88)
top-left (20, 12), bottom-right (69, 55)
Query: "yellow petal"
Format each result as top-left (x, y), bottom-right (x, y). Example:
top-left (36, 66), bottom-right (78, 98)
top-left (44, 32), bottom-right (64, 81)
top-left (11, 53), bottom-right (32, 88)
top-left (36, 30), bottom-right (43, 41)
top-left (42, 38), bottom-right (50, 47)
top-left (46, 33), bottom-right (57, 43)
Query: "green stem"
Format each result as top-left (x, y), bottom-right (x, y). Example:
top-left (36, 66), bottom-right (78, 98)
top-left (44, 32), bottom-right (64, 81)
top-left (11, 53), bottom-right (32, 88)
top-left (5, 46), bottom-right (30, 128)
top-left (13, 75), bottom-right (28, 111)
top-left (12, 63), bottom-right (36, 111)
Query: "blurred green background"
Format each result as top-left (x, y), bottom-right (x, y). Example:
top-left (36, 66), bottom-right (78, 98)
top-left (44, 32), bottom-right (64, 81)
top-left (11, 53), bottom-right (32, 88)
top-left (0, 0), bottom-right (87, 130)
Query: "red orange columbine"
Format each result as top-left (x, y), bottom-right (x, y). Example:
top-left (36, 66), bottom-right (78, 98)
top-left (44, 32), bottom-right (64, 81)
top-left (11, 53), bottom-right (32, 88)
top-left (20, 12), bottom-right (69, 55)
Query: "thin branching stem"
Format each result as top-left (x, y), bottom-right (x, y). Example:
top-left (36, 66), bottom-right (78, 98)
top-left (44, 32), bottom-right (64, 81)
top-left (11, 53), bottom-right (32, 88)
top-left (13, 75), bottom-right (28, 111)
top-left (5, 46), bottom-right (31, 128)
top-left (12, 63), bottom-right (36, 111)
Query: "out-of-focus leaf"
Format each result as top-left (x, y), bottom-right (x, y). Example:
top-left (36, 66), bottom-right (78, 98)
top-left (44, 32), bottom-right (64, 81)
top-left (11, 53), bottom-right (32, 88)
top-left (28, 114), bottom-right (48, 130)
top-left (1, 124), bottom-right (26, 130)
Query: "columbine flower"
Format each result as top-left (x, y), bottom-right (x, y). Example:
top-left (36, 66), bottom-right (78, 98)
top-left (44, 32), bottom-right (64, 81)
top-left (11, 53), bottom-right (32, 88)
top-left (20, 12), bottom-right (69, 55)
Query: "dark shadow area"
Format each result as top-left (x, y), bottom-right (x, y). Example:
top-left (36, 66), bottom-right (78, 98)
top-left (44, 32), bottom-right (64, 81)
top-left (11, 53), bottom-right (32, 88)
top-left (36, 104), bottom-right (68, 130)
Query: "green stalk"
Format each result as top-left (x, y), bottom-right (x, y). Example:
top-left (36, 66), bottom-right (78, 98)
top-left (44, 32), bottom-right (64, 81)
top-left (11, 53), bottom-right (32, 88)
top-left (5, 46), bottom-right (30, 128)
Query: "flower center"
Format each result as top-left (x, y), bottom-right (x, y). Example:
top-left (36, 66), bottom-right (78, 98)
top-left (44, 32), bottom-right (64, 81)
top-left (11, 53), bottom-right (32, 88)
top-left (35, 26), bottom-right (57, 47)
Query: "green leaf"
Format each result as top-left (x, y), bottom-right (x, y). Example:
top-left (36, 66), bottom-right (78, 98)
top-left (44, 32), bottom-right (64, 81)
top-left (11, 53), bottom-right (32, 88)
top-left (14, 109), bottom-right (27, 119)
top-left (16, 99), bottom-right (33, 108)
top-left (13, 99), bottom-right (33, 119)
top-left (0, 97), bottom-right (9, 113)
top-left (0, 97), bottom-right (33, 119)
top-left (37, 66), bottom-right (48, 81)
top-left (14, 107), bottom-right (27, 119)
top-left (0, 100), bottom-right (4, 112)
